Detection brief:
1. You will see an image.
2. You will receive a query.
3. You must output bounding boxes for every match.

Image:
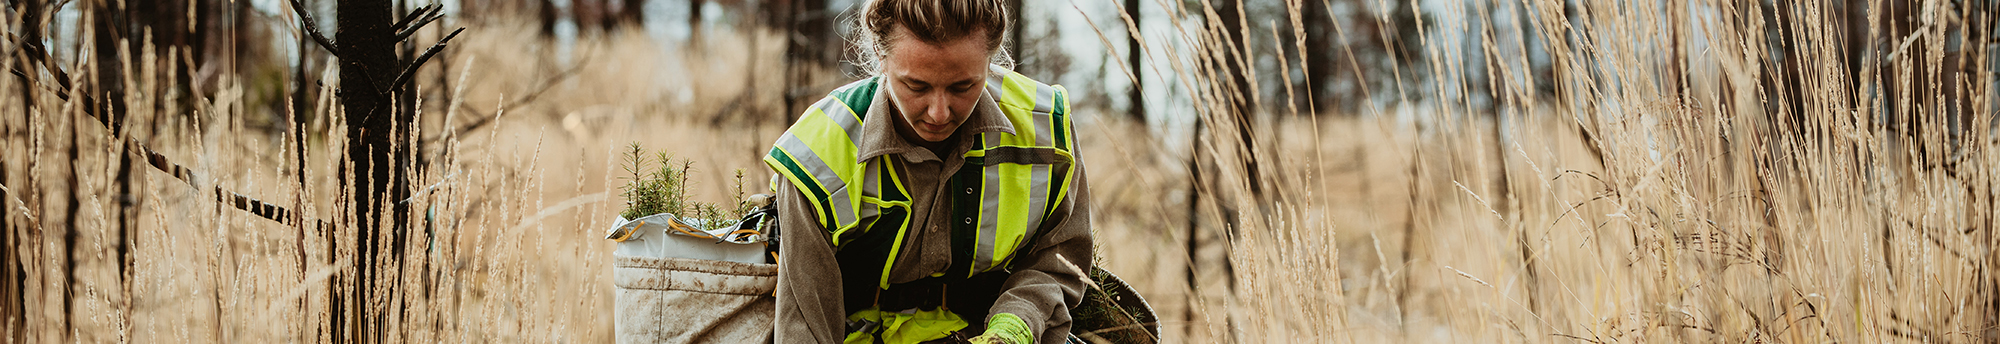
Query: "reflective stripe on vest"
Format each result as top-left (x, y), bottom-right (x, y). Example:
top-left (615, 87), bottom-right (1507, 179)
top-left (764, 64), bottom-right (1076, 288)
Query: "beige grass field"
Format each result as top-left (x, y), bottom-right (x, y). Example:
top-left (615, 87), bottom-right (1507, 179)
top-left (4, 0), bottom-right (1997, 343)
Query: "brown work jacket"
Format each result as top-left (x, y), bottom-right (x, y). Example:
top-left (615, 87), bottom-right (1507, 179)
top-left (771, 78), bottom-right (1094, 344)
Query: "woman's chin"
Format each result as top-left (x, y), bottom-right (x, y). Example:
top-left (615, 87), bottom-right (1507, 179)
top-left (916, 128), bottom-right (954, 142)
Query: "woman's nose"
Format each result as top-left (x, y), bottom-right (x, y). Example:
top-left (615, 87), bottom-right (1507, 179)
top-left (925, 95), bottom-right (953, 122)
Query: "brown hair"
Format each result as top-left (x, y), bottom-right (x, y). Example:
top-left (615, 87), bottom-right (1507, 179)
top-left (850, 0), bottom-right (1013, 75)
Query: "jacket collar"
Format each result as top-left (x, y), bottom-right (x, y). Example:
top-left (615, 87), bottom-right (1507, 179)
top-left (856, 76), bottom-right (1015, 163)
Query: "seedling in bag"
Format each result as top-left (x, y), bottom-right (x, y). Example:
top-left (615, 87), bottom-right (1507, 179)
top-left (603, 143), bottom-right (763, 246)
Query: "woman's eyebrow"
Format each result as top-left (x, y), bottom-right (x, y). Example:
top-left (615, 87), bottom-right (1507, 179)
top-left (901, 75), bottom-right (979, 88)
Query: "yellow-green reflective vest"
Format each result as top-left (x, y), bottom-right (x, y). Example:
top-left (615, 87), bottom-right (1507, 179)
top-left (764, 65), bottom-right (1077, 343)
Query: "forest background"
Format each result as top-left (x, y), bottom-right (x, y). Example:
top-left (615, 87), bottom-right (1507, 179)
top-left (2, 0), bottom-right (1997, 342)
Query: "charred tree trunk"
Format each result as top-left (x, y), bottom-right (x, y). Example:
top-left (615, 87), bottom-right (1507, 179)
top-left (336, 0), bottom-right (413, 342)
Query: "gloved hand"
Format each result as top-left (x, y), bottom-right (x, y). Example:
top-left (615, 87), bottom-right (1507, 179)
top-left (967, 313), bottom-right (1034, 344)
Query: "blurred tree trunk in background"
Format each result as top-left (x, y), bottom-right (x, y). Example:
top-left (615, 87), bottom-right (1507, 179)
top-left (1300, 0), bottom-right (1331, 114)
top-left (79, 1), bottom-right (222, 337)
top-left (691, 0), bottom-right (706, 39)
top-left (1124, 0), bottom-right (1143, 122)
top-left (236, 2), bottom-right (287, 123)
top-left (88, 7), bottom-right (132, 294)
top-left (336, 0), bottom-right (415, 342)
top-left (1838, 1), bottom-right (1995, 334)
top-left (295, 1), bottom-right (327, 124)
top-left (91, 2), bottom-right (129, 124)
top-left (174, 0), bottom-right (211, 109)
top-left (1211, 0), bottom-right (1261, 195)
top-left (761, 0), bottom-right (835, 61)
top-left (2, 1), bottom-right (37, 336)
top-left (83, 3), bottom-right (138, 333)
top-left (570, 0), bottom-right (641, 34)
top-left (1, 161), bottom-right (14, 342)
top-left (1311, 0), bottom-right (1426, 116)
top-left (87, 0), bottom-right (211, 125)
top-left (461, 0), bottom-right (557, 34)
top-left (797, 0), bottom-right (832, 65)
top-left (779, 0), bottom-right (834, 122)
top-left (574, 0), bottom-right (606, 34)
top-left (622, 0), bottom-right (649, 28)
top-left (757, 0), bottom-right (787, 32)
top-left (596, 0), bottom-right (617, 32)
top-left (541, 0), bottom-right (559, 37)
top-left (1007, 0), bottom-right (1023, 74)
top-left (1184, 0), bottom-right (1255, 338)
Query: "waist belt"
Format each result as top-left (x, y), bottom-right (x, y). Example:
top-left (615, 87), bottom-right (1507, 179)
top-left (866, 271), bottom-right (1011, 323)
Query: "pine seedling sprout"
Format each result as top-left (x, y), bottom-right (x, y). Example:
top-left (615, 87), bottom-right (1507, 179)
top-left (618, 142), bottom-right (747, 228)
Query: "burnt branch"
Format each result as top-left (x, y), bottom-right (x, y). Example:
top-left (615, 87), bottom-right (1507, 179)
top-left (393, 4), bottom-right (444, 41)
top-left (395, 15), bottom-right (443, 42)
top-left (120, 115), bottom-right (331, 229)
top-left (393, 4), bottom-right (441, 31)
top-left (10, 28), bottom-right (326, 229)
top-left (7, 37), bottom-right (82, 108)
top-left (288, 0), bottom-right (339, 55)
top-left (390, 27), bottom-right (463, 90)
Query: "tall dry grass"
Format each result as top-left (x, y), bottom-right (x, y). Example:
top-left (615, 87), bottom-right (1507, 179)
top-left (1107, 0), bottom-right (1999, 343)
top-left (2, 10), bottom-right (792, 341)
top-left (3, 0), bottom-right (1996, 343)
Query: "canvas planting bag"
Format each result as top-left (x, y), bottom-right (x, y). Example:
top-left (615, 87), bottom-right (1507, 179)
top-left (606, 212), bottom-right (776, 343)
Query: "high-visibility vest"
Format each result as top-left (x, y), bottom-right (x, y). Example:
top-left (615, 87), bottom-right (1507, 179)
top-left (763, 65), bottom-right (1078, 343)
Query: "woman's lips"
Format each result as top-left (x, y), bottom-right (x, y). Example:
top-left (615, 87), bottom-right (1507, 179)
top-left (918, 121), bottom-right (950, 134)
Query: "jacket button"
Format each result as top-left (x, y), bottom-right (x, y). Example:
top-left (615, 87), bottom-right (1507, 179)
top-left (964, 188), bottom-right (974, 195)
top-left (962, 217), bottom-right (974, 225)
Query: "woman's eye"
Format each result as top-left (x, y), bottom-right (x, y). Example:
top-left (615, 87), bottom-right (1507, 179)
top-left (908, 84), bottom-right (930, 92)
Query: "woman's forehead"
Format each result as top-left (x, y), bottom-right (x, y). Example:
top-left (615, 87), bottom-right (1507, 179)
top-left (884, 31), bottom-right (991, 83)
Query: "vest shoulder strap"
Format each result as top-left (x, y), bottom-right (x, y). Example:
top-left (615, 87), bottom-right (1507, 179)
top-left (764, 77), bottom-right (880, 231)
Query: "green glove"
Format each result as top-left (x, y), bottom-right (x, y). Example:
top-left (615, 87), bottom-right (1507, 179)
top-left (967, 313), bottom-right (1034, 344)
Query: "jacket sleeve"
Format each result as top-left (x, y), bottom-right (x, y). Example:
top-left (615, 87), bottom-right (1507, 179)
top-left (987, 159), bottom-right (1094, 343)
top-left (773, 181), bottom-right (847, 343)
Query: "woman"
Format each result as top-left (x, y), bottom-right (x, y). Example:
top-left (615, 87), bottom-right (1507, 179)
top-left (761, 0), bottom-right (1092, 343)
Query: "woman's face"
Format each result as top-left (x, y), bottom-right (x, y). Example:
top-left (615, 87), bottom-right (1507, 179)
top-left (881, 28), bottom-right (990, 143)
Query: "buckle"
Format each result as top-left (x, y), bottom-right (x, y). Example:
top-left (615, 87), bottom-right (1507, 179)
top-left (846, 319), bottom-right (881, 335)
